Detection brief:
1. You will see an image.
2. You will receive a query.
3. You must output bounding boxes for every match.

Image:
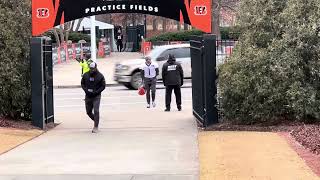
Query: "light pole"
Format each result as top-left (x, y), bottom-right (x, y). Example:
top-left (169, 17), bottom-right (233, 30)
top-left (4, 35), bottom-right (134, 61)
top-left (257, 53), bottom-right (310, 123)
top-left (144, 14), bottom-right (147, 38)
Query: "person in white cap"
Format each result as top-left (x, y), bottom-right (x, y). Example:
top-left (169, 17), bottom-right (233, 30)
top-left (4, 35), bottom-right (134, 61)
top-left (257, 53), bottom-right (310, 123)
top-left (140, 56), bottom-right (159, 108)
top-left (81, 62), bottom-right (106, 133)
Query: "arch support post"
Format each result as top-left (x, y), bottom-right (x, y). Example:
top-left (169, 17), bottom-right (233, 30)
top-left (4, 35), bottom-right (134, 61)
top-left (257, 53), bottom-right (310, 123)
top-left (91, 16), bottom-right (97, 62)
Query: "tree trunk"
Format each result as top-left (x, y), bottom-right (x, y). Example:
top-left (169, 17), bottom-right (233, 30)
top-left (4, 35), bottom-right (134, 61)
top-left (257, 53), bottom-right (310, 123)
top-left (152, 18), bottom-right (157, 31)
top-left (107, 14), bottom-right (112, 24)
top-left (184, 23), bottom-right (188, 30)
top-left (58, 25), bottom-right (65, 44)
top-left (212, 0), bottom-right (221, 39)
top-left (122, 14), bottom-right (128, 28)
top-left (64, 22), bottom-right (73, 43)
top-left (177, 21), bottom-right (181, 31)
top-left (131, 14), bottom-right (136, 26)
top-left (65, 31), bottom-right (69, 43)
top-left (162, 18), bottom-right (167, 32)
top-left (53, 29), bottom-right (60, 45)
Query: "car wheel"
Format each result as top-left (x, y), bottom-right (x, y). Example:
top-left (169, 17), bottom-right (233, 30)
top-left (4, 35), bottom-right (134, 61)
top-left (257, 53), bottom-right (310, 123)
top-left (130, 72), bottom-right (142, 90)
top-left (123, 83), bottom-right (134, 90)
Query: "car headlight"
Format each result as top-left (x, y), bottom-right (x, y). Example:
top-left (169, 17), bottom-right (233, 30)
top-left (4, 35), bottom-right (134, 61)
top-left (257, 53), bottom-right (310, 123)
top-left (116, 64), bottom-right (129, 71)
top-left (120, 65), bottom-right (129, 70)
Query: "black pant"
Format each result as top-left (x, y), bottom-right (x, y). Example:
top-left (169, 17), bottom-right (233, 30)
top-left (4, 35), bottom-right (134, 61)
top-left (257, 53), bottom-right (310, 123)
top-left (144, 78), bottom-right (157, 104)
top-left (165, 85), bottom-right (182, 109)
top-left (85, 95), bottom-right (101, 128)
top-left (117, 42), bottom-right (123, 52)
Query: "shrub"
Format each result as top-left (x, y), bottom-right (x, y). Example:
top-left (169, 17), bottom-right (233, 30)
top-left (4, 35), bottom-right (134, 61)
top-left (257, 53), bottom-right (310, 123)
top-left (218, 0), bottom-right (320, 124)
top-left (68, 32), bottom-right (91, 43)
top-left (44, 32), bottom-right (91, 44)
top-left (146, 27), bottom-right (241, 42)
top-left (220, 26), bottom-right (241, 40)
top-left (146, 30), bottom-right (204, 42)
top-left (0, 0), bottom-right (32, 120)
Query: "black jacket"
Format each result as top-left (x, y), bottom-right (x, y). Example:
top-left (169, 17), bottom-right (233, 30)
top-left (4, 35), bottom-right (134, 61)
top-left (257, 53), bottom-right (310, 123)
top-left (162, 60), bottom-right (184, 86)
top-left (81, 71), bottom-right (106, 98)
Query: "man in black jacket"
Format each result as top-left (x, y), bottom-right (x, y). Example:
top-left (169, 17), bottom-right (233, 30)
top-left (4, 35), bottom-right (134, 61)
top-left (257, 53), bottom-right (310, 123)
top-left (81, 62), bottom-right (106, 133)
top-left (162, 54), bottom-right (184, 112)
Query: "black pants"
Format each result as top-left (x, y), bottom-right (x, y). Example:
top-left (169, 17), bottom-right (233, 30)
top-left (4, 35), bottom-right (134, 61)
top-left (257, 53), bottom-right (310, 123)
top-left (144, 78), bottom-right (157, 104)
top-left (85, 95), bottom-right (101, 128)
top-left (165, 85), bottom-right (182, 109)
top-left (117, 42), bottom-right (123, 52)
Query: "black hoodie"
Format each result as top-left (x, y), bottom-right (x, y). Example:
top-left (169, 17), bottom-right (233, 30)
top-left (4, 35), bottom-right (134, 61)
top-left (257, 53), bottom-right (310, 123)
top-left (81, 71), bottom-right (106, 98)
top-left (162, 58), bottom-right (184, 86)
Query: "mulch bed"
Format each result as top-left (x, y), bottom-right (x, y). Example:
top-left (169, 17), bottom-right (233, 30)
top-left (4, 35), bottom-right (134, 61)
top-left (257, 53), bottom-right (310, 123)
top-left (280, 132), bottom-right (320, 177)
top-left (205, 121), bottom-right (320, 177)
top-left (0, 117), bottom-right (37, 130)
top-left (204, 121), bottom-right (303, 132)
top-left (205, 122), bottom-right (320, 156)
top-left (291, 125), bottom-right (320, 155)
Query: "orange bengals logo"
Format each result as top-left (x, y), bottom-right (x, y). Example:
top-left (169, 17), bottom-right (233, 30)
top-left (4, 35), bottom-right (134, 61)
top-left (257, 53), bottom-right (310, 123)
top-left (37, 8), bottom-right (50, 18)
top-left (194, 6), bottom-right (207, 15)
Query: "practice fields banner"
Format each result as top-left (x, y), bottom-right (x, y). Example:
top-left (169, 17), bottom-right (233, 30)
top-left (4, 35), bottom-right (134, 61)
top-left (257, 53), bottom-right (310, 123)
top-left (32, 0), bottom-right (211, 36)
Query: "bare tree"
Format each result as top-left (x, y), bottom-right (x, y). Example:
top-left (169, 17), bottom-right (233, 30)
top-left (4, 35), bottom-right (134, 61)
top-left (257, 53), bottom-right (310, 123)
top-left (64, 21), bottom-right (74, 43)
top-left (162, 18), bottom-right (167, 32)
top-left (177, 21), bottom-right (181, 31)
top-left (184, 23), bottom-right (188, 31)
top-left (51, 29), bottom-right (61, 45)
top-left (212, 0), bottom-right (239, 39)
top-left (152, 17), bottom-right (158, 31)
top-left (58, 25), bottom-right (65, 44)
top-left (51, 18), bottom-right (85, 46)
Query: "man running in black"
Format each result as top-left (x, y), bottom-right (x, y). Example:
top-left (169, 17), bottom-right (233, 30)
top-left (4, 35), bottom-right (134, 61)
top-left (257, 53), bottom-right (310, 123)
top-left (81, 62), bottom-right (106, 133)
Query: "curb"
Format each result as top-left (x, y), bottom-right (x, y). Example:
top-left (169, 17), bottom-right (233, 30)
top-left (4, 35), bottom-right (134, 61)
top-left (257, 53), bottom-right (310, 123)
top-left (54, 80), bottom-right (192, 89)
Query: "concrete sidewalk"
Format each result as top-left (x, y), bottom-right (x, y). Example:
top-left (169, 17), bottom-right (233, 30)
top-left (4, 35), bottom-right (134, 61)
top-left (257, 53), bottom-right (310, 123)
top-left (53, 52), bottom-right (142, 88)
top-left (0, 87), bottom-right (198, 180)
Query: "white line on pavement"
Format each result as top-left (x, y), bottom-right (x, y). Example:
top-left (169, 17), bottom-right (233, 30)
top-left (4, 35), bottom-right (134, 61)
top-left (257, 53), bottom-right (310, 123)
top-left (55, 100), bottom-right (192, 108)
top-left (55, 94), bottom-right (188, 101)
top-left (55, 96), bottom-right (143, 100)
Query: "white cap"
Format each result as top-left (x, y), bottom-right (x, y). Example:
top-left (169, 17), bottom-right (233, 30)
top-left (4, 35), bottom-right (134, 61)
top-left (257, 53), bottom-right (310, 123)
top-left (89, 62), bottom-right (96, 68)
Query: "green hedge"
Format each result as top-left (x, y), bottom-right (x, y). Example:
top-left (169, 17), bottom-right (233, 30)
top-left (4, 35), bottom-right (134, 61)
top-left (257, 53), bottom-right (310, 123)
top-left (220, 26), bottom-right (241, 40)
top-left (146, 30), bottom-right (204, 42)
top-left (45, 32), bottom-right (91, 44)
top-left (146, 27), bottom-right (241, 42)
top-left (68, 32), bottom-right (91, 43)
top-left (0, 1), bottom-right (32, 120)
top-left (218, 0), bottom-right (320, 125)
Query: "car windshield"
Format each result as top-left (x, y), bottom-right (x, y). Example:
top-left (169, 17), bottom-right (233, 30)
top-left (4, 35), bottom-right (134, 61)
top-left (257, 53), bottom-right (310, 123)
top-left (143, 47), bottom-right (165, 60)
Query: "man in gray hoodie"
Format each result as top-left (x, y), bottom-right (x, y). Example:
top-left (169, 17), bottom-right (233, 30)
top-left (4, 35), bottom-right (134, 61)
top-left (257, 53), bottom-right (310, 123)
top-left (141, 57), bottom-right (159, 108)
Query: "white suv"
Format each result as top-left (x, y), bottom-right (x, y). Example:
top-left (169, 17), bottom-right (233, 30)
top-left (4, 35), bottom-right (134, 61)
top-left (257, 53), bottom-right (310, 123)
top-left (114, 44), bottom-right (192, 89)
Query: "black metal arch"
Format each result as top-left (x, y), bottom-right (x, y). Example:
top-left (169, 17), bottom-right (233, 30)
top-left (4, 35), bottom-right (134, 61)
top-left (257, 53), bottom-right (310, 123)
top-left (53, 0), bottom-right (191, 27)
